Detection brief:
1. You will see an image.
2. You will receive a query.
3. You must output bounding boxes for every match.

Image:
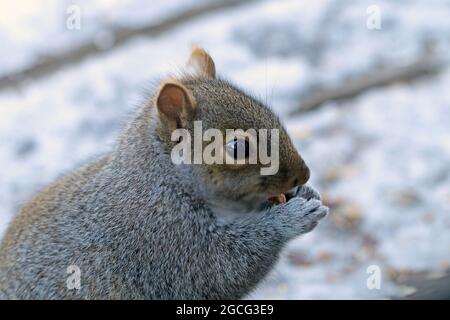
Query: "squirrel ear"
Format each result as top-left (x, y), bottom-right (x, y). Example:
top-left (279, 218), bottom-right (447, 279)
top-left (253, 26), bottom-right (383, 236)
top-left (156, 81), bottom-right (196, 131)
top-left (186, 47), bottom-right (216, 79)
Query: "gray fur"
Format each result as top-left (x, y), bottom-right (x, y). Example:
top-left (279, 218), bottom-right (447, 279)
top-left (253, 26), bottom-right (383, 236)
top-left (0, 74), bottom-right (328, 300)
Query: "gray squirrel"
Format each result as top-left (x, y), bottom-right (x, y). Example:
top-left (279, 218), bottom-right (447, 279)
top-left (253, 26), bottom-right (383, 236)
top-left (0, 48), bottom-right (328, 299)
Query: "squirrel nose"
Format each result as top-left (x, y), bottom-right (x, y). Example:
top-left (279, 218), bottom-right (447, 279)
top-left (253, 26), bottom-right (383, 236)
top-left (288, 163), bottom-right (310, 188)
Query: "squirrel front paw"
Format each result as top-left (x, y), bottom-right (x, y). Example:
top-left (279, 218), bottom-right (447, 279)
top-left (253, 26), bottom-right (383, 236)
top-left (268, 195), bottom-right (328, 240)
top-left (285, 184), bottom-right (321, 202)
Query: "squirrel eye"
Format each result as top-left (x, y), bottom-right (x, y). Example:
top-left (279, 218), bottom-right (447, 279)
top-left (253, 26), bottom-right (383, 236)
top-left (226, 138), bottom-right (250, 160)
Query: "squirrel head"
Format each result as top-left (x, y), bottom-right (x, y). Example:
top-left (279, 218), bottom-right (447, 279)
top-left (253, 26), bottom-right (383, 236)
top-left (154, 47), bottom-right (309, 209)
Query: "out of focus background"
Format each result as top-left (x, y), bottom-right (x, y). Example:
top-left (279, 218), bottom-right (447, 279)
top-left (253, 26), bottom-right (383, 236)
top-left (1, 0), bottom-right (449, 299)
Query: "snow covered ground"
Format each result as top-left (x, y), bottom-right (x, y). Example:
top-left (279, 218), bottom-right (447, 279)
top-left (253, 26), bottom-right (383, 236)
top-left (0, 0), bottom-right (449, 299)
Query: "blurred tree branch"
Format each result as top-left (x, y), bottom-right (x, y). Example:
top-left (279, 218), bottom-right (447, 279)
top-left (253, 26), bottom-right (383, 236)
top-left (0, 0), bottom-right (257, 91)
top-left (291, 55), bottom-right (446, 115)
top-left (396, 271), bottom-right (450, 300)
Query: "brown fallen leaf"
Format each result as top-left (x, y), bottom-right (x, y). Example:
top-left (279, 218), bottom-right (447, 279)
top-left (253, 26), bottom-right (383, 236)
top-left (317, 251), bottom-right (333, 263)
top-left (321, 165), bottom-right (357, 184)
top-left (330, 202), bottom-right (362, 230)
top-left (391, 190), bottom-right (421, 207)
top-left (286, 250), bottom-right (313, 267)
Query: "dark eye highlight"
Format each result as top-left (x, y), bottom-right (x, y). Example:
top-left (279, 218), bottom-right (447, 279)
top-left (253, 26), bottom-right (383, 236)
top-left (226, 137), bottom-right (250, 160)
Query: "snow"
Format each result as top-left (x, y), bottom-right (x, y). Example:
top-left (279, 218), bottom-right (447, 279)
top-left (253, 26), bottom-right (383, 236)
top-left (0, 0), bottom-right (449, 299)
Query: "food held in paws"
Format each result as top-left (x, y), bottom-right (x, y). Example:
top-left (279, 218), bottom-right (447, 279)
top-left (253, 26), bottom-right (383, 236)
top-left (268, 193), bottom-right (286, 204)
